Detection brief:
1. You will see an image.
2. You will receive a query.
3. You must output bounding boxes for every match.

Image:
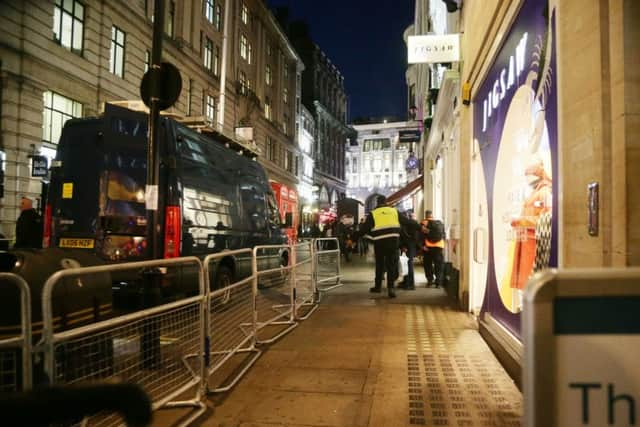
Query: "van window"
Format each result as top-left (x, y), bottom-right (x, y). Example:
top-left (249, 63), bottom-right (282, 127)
top-left (97, 153), bottom-right (147, 260)
top-left (182, 186), bottom-right (234, 253)
top-left (241, 185), bottom-right (266, 232)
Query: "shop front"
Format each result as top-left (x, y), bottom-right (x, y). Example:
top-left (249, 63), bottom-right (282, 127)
top-left (469, 0), bottom-right (559, 378)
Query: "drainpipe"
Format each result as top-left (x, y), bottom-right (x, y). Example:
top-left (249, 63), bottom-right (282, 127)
top-left (217, 0), bottom-right (232, 132)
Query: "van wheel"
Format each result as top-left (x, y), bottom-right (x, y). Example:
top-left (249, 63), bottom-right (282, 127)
top-left (214, 265), bottom-right (233, 304)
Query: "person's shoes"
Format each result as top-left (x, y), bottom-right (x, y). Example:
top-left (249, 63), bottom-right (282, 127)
top-left (405, 286), bottom-right (416, 291)
top-left (427, 282), bottom-right (434, 288)
top-left (369, 287), bottom-right (382, 293)
top-left (388, 289), bottom-right (396, 298)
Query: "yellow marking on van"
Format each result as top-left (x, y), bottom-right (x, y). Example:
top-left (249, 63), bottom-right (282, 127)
top-left (62, 182), bottom-right (73, 198)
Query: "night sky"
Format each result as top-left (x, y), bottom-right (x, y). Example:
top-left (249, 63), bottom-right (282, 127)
top-left (267, 0), bottom-right (415, 122)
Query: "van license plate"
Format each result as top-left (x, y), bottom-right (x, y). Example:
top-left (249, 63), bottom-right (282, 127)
top-left (59, 238), bottom-right (95, 249)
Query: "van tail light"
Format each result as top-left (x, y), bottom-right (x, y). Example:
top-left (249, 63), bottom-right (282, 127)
top-left (163, 205), bottom-right (181, 258)
top-left (43, 204), bottom-right (52, 248)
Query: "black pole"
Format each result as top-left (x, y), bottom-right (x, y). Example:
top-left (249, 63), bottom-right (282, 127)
top-left (141, 0), bottom-right (165, 369)
top-left (147, 0), bottom-right (164, 260)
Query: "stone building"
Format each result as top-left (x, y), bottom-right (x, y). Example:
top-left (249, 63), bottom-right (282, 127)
top-left (0, 0), bottom-right (302, 239)
top-left (275, 16), bottom-right (349, 212)
top-left (347, 121), bottom-right (420, 214)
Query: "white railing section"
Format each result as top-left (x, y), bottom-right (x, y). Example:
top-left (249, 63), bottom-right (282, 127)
top-left (4, 238), bottom-right (344, 425)
top-left (203, 249), bottom-right (261, 393)
top-left (37, 257), bottom-right (207, 427)
top-left (313, 238), bottom-right (343, 298)
top-left (253, 245), bottom-right (297, 344)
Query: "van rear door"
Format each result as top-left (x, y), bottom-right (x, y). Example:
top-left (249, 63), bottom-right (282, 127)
top-left (50, 106), bottom-right (149, 260)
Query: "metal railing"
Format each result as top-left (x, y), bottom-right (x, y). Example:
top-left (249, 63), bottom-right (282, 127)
top-left (0, 273), bottom-right (32, 392)
top-left (293, 241), bottom-right (317, 320)
top-left (313, 238), bottom-right (343, 298)
top-left (3, 238), bottom-right (345, 425)
top-left (37, 257), bottom-right (206, 427)
top-left (253, 245), bottom-right (297, 344)
top-left (203, 249), bottom-right (261, 393)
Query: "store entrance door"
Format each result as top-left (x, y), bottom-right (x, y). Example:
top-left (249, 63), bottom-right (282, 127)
top-left (469, 140), bottom-right (489, 315)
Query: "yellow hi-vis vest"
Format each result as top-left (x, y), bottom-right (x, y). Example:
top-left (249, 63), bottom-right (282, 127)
top-left (370, 206), bottom-right (401, 240)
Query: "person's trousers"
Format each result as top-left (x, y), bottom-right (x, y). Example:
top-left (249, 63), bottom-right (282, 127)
top-left (374, 237), bottom-right (399, 290)
top-left (423, 246), bottom-right (444, 286)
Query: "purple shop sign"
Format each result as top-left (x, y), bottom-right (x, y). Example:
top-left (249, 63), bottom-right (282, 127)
top-left (472, 0), bottom-right (559, 338)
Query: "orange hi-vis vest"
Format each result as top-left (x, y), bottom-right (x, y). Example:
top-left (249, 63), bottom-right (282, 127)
top-left (422, 219), bottom-right (445, 248)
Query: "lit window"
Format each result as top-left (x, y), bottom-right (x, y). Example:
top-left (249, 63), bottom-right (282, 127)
top-left (266, 42), bottom-right (272, 57)
top-left (265, 65), bottom-right (272, 86)
top-left (214, 4), bottom-right (222, 30)
top-left (144, 50), bottom-right (150, 73)
top-left (166, 1), bottom-right (175, 37)
top-left (239, 70), bottom-right (247, 94)
top-left (42, 91), bottom-right (83, 145)
top-left (110, 26), bottom-right (126, 77)
top-left (240, 34), bottom-right (248, 60)
top-left (203, 37), bottom-right (213, 71)
top-left (283, 87), bottom-right (288, 104)
top-left (283, 115), bottom-right (289, 135)
top-left (204, 0), bottom-right (214, 23)
top-left (53, 0), bottom-right (84, 53)
top-left (241, 2), bottom-right (249, 24)
top-left (206, 95), bottom-right (216, 122)
top-left (283, 64), bottom-right (289, 80)
top-left (264, 97), bottom-right (272, 120)
top-left (213, 45), bottom-right (220, 76)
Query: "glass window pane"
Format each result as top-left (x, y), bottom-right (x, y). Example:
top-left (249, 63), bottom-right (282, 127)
top-left (75, 2), bottom-right (84, 19)
top-left (51, 111), bottom-right (63, 144)
top-left (63, 0), bottom-right (73, 13)
top-left (61, 13), bottom-right (72, 47)
top-left (72, 18), bottom-right (83, 50)
top-left (116, 49), bottom-right (124, 76)
top-left (53, 7), bottom-right (61, 39)
top-left (117, 29), bottom-right (124, 45)
top-left (110, 44), bottom-right (116, 73)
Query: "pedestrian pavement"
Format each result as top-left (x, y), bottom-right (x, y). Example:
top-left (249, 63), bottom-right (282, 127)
top-left (160, 254), bottom-right (522, 426)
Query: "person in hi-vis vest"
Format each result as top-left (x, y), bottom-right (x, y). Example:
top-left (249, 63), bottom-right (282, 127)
top-left (358, 195), bottom-right (419, 298)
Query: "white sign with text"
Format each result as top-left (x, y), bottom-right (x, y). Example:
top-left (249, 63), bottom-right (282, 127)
top-left (407, 34), bottom-right (460, 64)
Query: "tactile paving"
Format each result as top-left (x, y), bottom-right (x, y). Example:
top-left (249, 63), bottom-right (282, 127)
top-left (405, 306), bottom-right (522, 426)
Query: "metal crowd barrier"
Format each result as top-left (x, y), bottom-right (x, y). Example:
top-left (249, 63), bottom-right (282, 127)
top-left (313, 238), bottom-right (343, 298)
top-left (37, 257), bottom-right (206, 427)
top-left (203, 249), bottom-right (261, 393)
top-left (0, 273), bottom-right (32, 392)
top-left (293, 241), bottom-right (317, 320)
top-left (253, 245), bottom-right (297, 344)
top-left (3, 240), bottom-right (347, 425)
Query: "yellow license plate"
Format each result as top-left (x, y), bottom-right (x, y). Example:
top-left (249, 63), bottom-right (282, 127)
top-left (59, 238), bottom-right (95, 249)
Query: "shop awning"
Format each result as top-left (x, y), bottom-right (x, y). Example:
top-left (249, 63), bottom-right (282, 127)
top-left (386, 175), bottom-right (423, 207)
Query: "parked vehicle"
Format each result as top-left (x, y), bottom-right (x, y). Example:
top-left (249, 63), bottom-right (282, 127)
top-left (1, 103), bottom-right (290, 330)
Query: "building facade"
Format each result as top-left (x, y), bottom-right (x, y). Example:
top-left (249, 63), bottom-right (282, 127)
top-left (0, 0), bottom-right (302, 240)
top-left (297, 104), bottom-right (315, 233)
top-left (347, 121), bottom-right (419, 214)
top-left (277, 19), bottom-right (349, 214)
top-left (411, 0), bottom-right (640, 385)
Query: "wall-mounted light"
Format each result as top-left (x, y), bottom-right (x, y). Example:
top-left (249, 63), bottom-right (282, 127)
top-left (442, 0), bottom-right (462, 12)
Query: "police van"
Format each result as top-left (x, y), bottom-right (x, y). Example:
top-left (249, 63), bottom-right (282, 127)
top-left (1, 104), bottom-right (290, 327)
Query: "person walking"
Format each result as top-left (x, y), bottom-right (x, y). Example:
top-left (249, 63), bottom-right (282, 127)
top-left (421, 210), bottom-right (445, 288)
top-left (358, 196), bottom-right (419, 298)
top-left (357, 217), bottom-right (368, 256)
top-left (399, 211), bottom-right (421, 290)
top-left (14, 196), bottom-right (43, 249)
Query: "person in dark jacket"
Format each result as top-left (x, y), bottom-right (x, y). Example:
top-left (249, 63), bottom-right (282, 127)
top-left (14, 197), bottom-right (43, 249)
top-left (357, 196), bottom-right (420, 298)
top-left (398, 211), bottom-right (421, 290)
